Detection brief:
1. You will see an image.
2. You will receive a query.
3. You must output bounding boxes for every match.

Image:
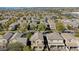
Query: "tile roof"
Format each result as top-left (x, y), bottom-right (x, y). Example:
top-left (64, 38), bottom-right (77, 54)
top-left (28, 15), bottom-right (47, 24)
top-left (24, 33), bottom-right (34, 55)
top-left (30, 32), bottom-right (43, 41)
top-left (3, 32), bottom-right (14, 40)
top-left (46, 32), bottom-right (63, 40)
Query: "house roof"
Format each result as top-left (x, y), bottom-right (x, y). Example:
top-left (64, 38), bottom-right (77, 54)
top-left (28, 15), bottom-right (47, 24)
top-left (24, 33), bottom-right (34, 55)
top-left (3, 32), bottom-right (14, 40)
top-left (66, 42), bottom-right (78, 47)
top-left (15, 38), bottom-right (27, 45)
top-left (30, 32), bottom-right (43, 41)
top-left (9, 22), bottom-right (19, 27)
top-left (61, 33), bottom-right (79, 47)
top-left (10, 32), bottom-right (24, 40)
top-left (46, 32), bottom-right (63, 40)
top-left (0, 19), bottom-right (8, 24)
top-left (61, 33), bottom-right (75, 40)
top-left (10, 32), bottom-right (27, 45)
top-left (49, 43), bottom-right (65, 46)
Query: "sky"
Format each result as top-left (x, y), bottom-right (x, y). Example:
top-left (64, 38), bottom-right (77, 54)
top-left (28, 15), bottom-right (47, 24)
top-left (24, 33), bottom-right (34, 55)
top-left (0, 0), bottom-right (79, 7)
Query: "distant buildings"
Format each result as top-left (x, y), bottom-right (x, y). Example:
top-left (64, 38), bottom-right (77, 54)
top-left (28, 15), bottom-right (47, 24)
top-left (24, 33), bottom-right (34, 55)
top-left (61, 19), bottom-right (79, 29)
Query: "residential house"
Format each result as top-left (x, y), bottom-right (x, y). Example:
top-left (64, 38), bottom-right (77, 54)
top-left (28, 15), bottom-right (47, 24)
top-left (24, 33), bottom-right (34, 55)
top-left (31, 17), bottom-right (40, 24)
top-left (46, 32), bottom-right (67, 51)
top-left (9, 22), bottom-right (19, 30)
top-left (71, 19), bottom-right (79, 29)
top-left (61, 19), bottom-right (79, 29)
top-left (61, 19), bottom-right (72, 29)
top-left (0, 35), bottom-right (7, 51)
top-left (9, 32), bottom-right (27, 46)
top-left (61, 33), bottom-right (79, 51)
top-left (0, 19), bottom-right (9, 25)
top-left (30, 32), bottom-right (44, 51)
top-left (3, 32), bottom-right (14, 43)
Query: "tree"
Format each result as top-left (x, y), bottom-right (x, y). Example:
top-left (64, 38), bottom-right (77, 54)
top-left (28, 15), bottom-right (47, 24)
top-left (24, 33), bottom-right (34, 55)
top-left (0, 31), bottom-right (5, 35)
top-left (26, 32), bottom-right (32, 39)
top-left (0, 24), bottom-right (3, 31)
top-left (7, 42), bottom-right (24, 51)
top-left (3, 17), bottom-right (16, 30)
top-left (38, 23), bottom-right (46, 31)
top-left (0, 15), bottom-right (4, 20)
top-left (56, 22), bottom-right (65, 32)
top-left (67, 25), bottom-right (73, 30)
top-left (26, 38), bottom-right (31, 47)
top-left (75, 32), bottom-right (79, 37)
top-left (19, 25), bottom-right (27, 32)
top-left (23, 46), bottom-right (32, 51)
top-left (65, 14), bottom-right (74, 19)
top-left (16, 13), bottom-right (24, 17)
top-left (18, 22), bottom-right (28, 32)
top-left (74, 30), bottom-right (79, 37)
top-left (30, 24), bottom-right (36, 30)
